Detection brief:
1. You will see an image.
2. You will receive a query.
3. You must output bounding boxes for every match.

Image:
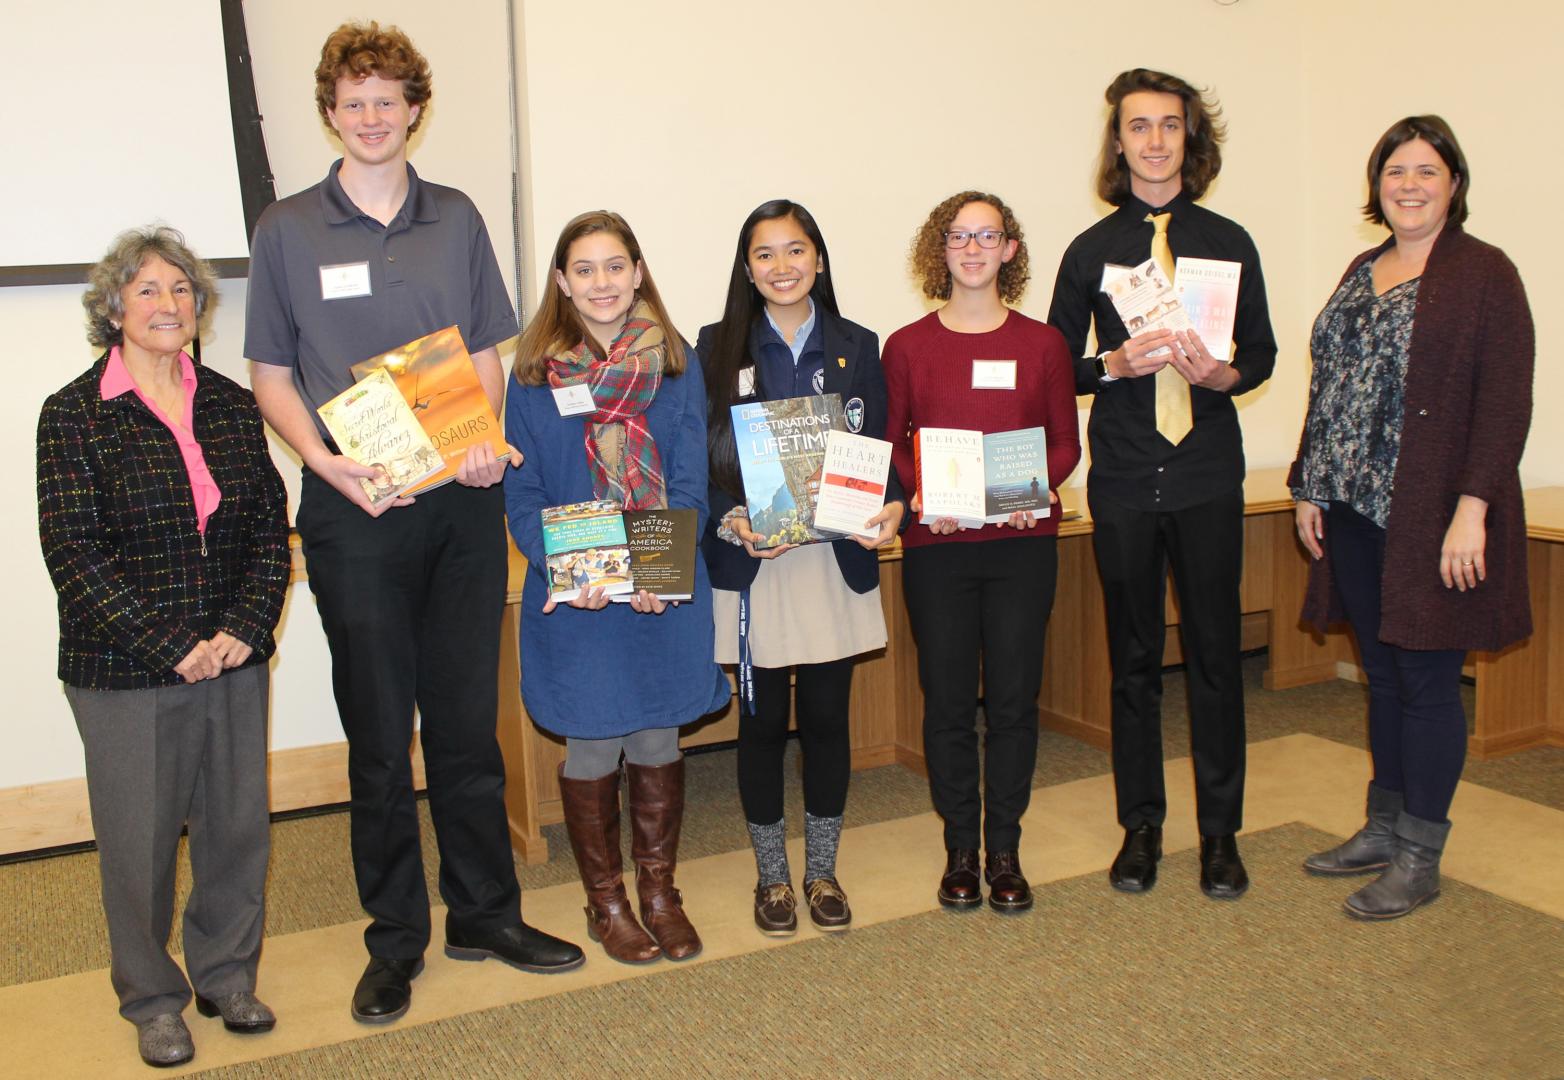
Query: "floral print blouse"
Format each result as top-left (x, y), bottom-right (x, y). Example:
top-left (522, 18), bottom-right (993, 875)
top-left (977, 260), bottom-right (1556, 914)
top-left (1293, 260), bottom-right (1419, 528)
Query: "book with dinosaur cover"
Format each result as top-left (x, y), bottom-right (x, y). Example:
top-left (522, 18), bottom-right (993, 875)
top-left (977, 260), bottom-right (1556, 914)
top-left (540, 500), bottom-right (634, 603)
top-left (349, 325), bottom-right (511, 495)
top-left (730, 393), bottom-right (847, 549)
top-left (316, 367), bottom-right (445, 506)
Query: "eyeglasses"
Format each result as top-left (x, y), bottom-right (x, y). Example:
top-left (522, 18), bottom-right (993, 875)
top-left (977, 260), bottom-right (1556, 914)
top-left (943, 229), bottom-right (1005, 249)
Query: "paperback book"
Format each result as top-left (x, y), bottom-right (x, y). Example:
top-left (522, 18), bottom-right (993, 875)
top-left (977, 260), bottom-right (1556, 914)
top-left (610, 508), bottom-right (699, 602)
top-left (349, 325), bottom-right (512, 495)
top-left (540, 500), bottom-right (634, 603)
top-left (1101, 258), bottom-right (1193, 345)
top-left (915, 426), bottom-right (1050, 529)
top-left (316, 367), bottom-right (445, 506)
top-left (812, 430), bottom-right (893, 539)
top-left (730, 393), bottom-right (847, 549)
top-left (1173, 257), bottom-right (1241, 362)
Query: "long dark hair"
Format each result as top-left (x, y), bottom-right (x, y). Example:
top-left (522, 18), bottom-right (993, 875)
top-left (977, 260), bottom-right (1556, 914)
top-left (705, 199), bottom-right (840, 501)
top-left (1095, 68), bottom-right (1225, 205)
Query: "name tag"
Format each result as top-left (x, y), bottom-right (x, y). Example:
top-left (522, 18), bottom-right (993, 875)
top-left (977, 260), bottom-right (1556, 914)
top-left (971, 359), bottom-right (1017, 390)
top-left (319, 262), bottom-right (372, 301)
top-left (552, 383), bottom-right (595, 416)
top-left (738, 366), bottom-right (756, 397)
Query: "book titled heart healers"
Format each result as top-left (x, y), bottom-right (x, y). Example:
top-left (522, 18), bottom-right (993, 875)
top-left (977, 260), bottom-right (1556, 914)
top-left (812, 430), bottom-right (893, 539)
top-left (730, 393), bottom-right (847, 549)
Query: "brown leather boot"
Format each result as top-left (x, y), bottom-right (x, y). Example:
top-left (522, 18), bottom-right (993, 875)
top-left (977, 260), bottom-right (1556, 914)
top-left (557, 765), bottom-right (661, 964)
top-left (627, 757), bottom-right (702, 960)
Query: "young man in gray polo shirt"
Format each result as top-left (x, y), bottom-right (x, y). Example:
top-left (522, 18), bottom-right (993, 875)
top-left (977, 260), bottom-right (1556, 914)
top-left (245, 21), bottom-right (582, 1025)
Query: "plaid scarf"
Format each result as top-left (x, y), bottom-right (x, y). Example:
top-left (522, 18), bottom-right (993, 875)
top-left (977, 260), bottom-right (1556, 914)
top-left (546, 298), bottom-right (668, 510)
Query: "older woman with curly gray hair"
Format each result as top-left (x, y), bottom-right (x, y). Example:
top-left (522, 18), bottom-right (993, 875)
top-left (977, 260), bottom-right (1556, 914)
top-left (37, 226), bottom-right (290, 1067)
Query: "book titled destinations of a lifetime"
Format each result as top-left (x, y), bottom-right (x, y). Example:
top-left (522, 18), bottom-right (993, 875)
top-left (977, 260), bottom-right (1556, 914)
top-left (731, 393), bottom-right (847, 549)
top-left (914, 425), bottom-right (1051, 529)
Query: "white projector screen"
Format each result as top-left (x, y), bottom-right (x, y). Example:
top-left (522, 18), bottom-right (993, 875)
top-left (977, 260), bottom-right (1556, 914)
top-left (0, 2), bottom-right (252, 271)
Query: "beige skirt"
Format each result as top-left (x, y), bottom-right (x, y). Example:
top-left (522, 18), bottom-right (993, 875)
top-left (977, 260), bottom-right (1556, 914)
top-left (712, 541), bottom-right (887, 667)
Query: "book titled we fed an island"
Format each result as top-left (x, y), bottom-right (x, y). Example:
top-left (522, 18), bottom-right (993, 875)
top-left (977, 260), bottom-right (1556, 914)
top-left (731, 393), bottom-right (848, 549)
top-left (540, 501), bottom-right (699, 603)
top-left (914, 426), bottom-right (1051, 530)
top-left (348, 325), bottom-right (512, 495)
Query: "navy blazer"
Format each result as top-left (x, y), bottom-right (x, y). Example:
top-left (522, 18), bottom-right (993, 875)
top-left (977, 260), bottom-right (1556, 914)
top-left (698, 308), bottom-right (904, 594)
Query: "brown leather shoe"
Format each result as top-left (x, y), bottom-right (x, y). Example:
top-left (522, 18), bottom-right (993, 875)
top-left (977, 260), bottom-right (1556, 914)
top-left (984, 850), bottom-right (1033, 913)
top-left (627, 758), bottom-right (702, 961)
top-left (754, 882), bottom-right (798, 936)
top-left (938, 848), bottom-right (983, 910)
top-left (557, 765), bottom-right (661, 964)
top-left (804, 877), bottom-right (852, 931)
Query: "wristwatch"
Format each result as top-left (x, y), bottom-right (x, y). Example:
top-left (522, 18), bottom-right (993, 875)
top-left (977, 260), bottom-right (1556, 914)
top-left (1094, 351), bottom-right (1119, 385)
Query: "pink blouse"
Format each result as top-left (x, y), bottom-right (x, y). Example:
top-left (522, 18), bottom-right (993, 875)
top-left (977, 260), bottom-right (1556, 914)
top-left (100, 347), bottom-right (222, 534)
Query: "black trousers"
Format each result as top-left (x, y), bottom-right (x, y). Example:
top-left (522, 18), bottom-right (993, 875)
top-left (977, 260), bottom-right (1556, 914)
top-left (298, 473), bottom-right (520, 959)
top-left (903, 536), bottom-right (1057, 851)
top-left (1089, 488), bottom-right (1246, 835)
top-left (737, 658), bottom-right (855, 825)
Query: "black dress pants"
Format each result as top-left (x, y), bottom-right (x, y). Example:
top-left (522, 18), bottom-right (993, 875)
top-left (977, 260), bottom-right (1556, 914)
top-left (1089, 488), bottom-right (1246, 835)
top-left (298, 473), bottom-right (521, 959)
top-left (903, 536), bottom-right (1057, 851)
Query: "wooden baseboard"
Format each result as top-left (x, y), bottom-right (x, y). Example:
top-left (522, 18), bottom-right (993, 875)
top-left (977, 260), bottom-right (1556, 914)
top-left (1468, 726), bottom-right (1551, 760)
top-left (1039, 709), bottom-right (1111, 751)
top-left (0, 738), bottom-right (427, 858)
top-left (1262, 661), bottom-right (1343, 692)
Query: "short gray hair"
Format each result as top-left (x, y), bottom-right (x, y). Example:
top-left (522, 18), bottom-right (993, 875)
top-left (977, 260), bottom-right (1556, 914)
top-left (82, 226), bottom-right (218, 350)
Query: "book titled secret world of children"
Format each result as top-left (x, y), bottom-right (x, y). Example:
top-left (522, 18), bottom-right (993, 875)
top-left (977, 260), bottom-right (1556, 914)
top-left (731, 393), bottom-right (847, 549)
top-left (316, 367), bottom-right (445, 506)
top-left (540, 500), bottom-right (634, 603)
top-left (349, 325), bottom-right (512, 495)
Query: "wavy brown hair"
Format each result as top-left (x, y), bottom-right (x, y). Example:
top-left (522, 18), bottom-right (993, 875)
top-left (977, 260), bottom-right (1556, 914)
top-left (513, 211), bottom-right (686, 386)
top-left (1363, 115), bottom-right (1470, 228)
top-left (315, 21), bottom-right (433, 133)
top-left (1095, 68), bottom-right (1225, 205)
top-left (909, 191), bottom-right (1030, 304)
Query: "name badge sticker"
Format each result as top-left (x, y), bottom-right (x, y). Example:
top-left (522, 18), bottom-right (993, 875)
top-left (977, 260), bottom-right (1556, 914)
top-left (738, 366), bottom-right (756, 397)
top-left (971, 359), bottom-right (1017, 390)
top-left (552, 383), bottom-right (596, 417)
top-left (319, 262), bottom-right (372, 301)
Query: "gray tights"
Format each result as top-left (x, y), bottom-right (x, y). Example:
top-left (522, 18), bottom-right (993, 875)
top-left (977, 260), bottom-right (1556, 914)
top-left (563, 727), bottom-right (681, 780)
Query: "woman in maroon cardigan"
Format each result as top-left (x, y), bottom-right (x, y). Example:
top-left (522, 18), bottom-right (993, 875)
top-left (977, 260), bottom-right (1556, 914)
top-left (1288, 116), bottom-right (1533, 920)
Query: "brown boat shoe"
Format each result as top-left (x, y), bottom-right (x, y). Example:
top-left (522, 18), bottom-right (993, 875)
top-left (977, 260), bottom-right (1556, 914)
top-left (753, 882), bottom-right (798, 936)
top-left (804, 877), bottom-right (852, 931)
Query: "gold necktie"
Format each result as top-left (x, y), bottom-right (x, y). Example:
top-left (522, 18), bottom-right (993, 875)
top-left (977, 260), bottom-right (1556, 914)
top-left (1147, 212), bottom-right (1192, 445)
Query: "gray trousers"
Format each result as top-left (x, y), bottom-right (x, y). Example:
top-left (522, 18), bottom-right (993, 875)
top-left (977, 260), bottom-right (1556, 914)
top-left (66, 663), bottom-right (271, 1023)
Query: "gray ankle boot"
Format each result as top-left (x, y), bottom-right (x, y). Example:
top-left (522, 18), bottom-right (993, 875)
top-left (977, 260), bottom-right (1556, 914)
top-left (1343, 812), bottom-right (1450, 920)
top-left (1303, 783), bottom-right (1402, 875)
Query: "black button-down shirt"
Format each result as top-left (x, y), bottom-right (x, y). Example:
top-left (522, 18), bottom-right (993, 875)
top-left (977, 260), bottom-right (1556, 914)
top-left (1047, 191), bottom-right (1276, 511)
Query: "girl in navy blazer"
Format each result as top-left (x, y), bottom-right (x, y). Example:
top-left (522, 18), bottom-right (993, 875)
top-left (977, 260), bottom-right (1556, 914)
top-left (699, 200), bottom-right (905, 936)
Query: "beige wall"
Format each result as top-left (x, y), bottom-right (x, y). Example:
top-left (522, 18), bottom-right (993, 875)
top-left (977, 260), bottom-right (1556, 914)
top-left (2, 0), bottom-right (1556, 794)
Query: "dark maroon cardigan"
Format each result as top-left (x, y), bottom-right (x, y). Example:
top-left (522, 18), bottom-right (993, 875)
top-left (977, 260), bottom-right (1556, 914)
top-left (1288, 226), bottom-right (1534, 652)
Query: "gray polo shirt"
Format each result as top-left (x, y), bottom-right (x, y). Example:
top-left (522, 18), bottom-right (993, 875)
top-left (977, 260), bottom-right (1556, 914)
top-left (244, 160), bottom-right (517, 440)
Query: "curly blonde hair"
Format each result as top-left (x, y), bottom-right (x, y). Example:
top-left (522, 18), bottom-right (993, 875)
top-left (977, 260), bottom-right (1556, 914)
top-left (908, 191), bottom-right (1030, 304)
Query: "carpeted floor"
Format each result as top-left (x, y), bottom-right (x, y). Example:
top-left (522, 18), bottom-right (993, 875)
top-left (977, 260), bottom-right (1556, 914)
top-left (2, 655), bottom-right (1559, 991)
top-left (197, 823), bottom-right (1564, 1080)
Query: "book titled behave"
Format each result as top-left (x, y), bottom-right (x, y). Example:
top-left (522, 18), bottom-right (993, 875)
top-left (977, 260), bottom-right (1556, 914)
top-left (349, 325), bottom-right (511, 495)
top-left (914, 426), bottom-right (1051, 529)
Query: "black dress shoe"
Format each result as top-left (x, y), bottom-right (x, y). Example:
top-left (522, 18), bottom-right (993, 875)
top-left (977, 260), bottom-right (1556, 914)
top-left (984, 850), bottom-right (1033, 914)
top-left (938, 848), bottom-right (983, 910)
top-left (445, 919), bottom-right (586, 973)
top-left (351, 957), bottom-right (423, 1025)
top-left (1199, 833), bottom-right (1249, 899)
top-left (1109, 824), bottom-right (1163, 893)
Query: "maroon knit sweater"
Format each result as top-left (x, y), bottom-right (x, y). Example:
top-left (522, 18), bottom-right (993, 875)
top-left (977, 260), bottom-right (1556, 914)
top-left (883, 310), bottom-right (1082, 549)
top-left (1289, 226), bottom-right (1534, 651)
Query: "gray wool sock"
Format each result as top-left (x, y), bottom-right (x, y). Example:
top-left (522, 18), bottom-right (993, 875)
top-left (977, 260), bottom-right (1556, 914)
top-left (747, 818), bottom-right (790, 887)
top-left (804, 812), bottom-right (843, 883)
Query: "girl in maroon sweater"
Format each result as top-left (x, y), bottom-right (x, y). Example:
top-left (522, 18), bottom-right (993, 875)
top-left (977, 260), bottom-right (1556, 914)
top-left (882, 191), bottom-right (1081, 913)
